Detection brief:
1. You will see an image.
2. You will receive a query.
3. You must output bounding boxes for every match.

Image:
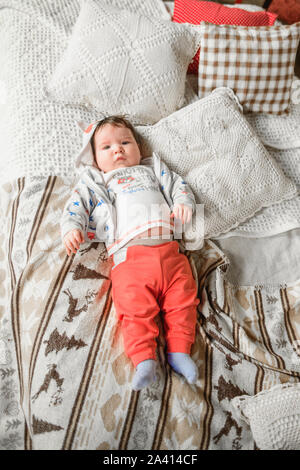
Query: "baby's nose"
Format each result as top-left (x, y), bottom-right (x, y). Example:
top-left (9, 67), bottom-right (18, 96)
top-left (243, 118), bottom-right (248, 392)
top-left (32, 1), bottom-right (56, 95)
top-left (114, 144), bottom-right (124, 153)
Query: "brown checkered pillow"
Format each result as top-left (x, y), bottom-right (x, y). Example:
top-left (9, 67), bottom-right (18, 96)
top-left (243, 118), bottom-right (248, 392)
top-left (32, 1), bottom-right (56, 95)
top-left (198, 22), bottom-right (300, 114)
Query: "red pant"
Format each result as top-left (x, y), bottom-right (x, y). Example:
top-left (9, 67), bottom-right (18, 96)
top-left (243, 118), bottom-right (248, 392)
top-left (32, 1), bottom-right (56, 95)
top-left (111, 241), bottom-right (199, 367)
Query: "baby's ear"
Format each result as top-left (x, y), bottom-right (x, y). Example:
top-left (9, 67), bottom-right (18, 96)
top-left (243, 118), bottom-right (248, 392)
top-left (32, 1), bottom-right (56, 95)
top-left (77, 120), bottom-right (101, 136)
top-left (76, 120), bottom-right (88, 132)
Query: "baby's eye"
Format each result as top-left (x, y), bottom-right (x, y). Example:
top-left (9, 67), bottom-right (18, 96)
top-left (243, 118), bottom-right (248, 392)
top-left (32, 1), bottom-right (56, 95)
top-left (103, 145), bottom-right (110, 150)
top-left (122, 141), bottom-right (129, 145)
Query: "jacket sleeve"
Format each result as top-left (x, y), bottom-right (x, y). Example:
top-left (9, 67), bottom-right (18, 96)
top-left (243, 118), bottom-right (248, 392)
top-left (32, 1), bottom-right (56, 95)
top-left (60, 178), bottom-right (98, 240)
top-left (159, 159), bottom-right (196, 213)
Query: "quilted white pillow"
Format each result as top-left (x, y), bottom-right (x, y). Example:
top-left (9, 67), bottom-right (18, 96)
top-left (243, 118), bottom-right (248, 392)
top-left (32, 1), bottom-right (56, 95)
top-left (46, 0), bottom-right (201, 125)
top-left (137, 88), bottom-right (297, 237)
top-left (232, 383), bottom-right (300, 450)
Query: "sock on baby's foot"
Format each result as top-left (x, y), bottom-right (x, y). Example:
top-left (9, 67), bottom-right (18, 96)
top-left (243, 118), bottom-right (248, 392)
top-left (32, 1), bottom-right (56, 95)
top-left (132, 359), bottom-right (157, 391)
top-left (167, 352), bottom-right (198, 384)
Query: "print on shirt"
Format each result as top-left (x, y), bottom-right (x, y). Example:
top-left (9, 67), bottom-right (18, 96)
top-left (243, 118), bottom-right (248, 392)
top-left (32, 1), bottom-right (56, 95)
top-left (111, 167), bottom-right (161, 196)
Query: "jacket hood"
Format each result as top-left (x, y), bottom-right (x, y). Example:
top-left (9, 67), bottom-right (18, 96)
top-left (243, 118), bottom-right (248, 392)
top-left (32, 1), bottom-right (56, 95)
top-left (75, 120), bottom-right (100, 173)
top-left (75, 119), bottom-right (151, 174)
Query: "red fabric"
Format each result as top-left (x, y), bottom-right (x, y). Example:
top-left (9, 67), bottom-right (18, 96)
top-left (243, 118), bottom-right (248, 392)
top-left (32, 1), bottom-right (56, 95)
top-left (268, 0), bottom-right (300, 25)
top-left (111, 241), bottom-right (199, 367)
top-left (173, 0), bottom-right (278, 74)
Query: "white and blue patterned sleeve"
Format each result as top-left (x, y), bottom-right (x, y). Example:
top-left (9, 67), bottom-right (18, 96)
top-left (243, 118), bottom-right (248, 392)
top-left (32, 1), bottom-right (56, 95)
top-left (60, 178), bottom-right (97, 240)
top-left (159, 160), bottom-right (196, 212)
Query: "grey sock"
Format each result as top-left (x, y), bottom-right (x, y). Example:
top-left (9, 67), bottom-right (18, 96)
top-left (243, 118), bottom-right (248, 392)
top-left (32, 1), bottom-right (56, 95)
top-left (132, 359), bottom-right (157, 391)
top-left (167, 352), bottom-right (198, 384)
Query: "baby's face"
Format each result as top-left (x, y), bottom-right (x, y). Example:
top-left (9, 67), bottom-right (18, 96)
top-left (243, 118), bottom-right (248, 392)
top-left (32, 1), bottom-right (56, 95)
top-left (94, 123), bottom-right (142, 173)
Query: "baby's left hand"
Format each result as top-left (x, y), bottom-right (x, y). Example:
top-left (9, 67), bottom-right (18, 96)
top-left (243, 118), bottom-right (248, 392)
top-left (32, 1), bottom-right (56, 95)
top-left (171, 203), bottom-right (192, 224)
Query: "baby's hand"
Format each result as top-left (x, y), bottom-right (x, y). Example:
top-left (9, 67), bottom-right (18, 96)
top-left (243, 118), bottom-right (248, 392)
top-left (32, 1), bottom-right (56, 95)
top-left (63, 229), bottom-right (85, 256)
top-left (171, 203), bottom-right (192, 224)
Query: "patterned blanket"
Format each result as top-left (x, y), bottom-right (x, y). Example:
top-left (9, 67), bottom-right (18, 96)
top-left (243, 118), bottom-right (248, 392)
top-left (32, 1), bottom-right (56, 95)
top-left (0, 177), bottom-right (299, 450)
top-left (1, 0), bottom-right (300, 451)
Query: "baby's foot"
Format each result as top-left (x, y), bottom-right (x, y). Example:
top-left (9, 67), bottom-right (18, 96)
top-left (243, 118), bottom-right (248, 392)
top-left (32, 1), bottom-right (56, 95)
top-left (132, 359), bottom-right (157, 391)
top-left (167, 352), bottom-right (198, 384)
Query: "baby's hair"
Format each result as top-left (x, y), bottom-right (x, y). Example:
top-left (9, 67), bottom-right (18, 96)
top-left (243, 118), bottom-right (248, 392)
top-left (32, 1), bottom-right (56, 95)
top-left (91, 115), bottom-right (142, 158)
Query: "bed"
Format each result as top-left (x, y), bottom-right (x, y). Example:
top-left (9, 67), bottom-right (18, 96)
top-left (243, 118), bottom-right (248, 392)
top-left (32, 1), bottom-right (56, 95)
top-left (0, 0), bottom-right (299, 451)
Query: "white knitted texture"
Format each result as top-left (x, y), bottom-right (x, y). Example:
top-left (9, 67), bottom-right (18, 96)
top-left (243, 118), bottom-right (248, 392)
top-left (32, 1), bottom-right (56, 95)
top-left (0, 0), bottom-right (169, 34)
top-left (226, 147), bottom-right (300, 237)
top-left (46, 0), bottom-right (201, 124)
top-left (232, 383), bottom-right (300, 450)
top-left (137, 88), bottom-right (297, 238)
top-left (223, 85), bottom-right (300, 238)
top-left (0, 0), bottom-right (169, 182)
top-left (0, 0), bottom-right (299, 238)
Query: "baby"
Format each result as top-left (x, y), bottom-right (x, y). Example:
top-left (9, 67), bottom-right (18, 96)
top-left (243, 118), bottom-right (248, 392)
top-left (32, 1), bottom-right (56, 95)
top-left (61, 116), bottom-right (199, 391)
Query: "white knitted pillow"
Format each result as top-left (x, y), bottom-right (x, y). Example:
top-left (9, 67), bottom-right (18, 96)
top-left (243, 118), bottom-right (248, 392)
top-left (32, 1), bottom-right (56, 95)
top-left (232, 383), bottom-right (300, 450)
top-left (136, 88), bottom-right (297, 238)
top-left (0, 0), bottom-right (170, 35)
top-left (0, 0), bottom-right (171, 183)
top-left (46, 0), bottom-right (201, 125)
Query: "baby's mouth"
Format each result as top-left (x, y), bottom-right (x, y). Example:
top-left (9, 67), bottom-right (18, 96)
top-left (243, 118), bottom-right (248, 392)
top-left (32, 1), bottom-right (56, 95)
top-left (116, 155), bottom-right (126, 161)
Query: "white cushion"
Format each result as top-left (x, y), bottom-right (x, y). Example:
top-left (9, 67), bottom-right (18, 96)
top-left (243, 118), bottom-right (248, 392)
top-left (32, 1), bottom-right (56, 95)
top-left (136, 88), bottom-right (297, 237)
top-left (46, 0), bottom-right (201, 125)
top-left (232, 383), bottom-right (300, 450)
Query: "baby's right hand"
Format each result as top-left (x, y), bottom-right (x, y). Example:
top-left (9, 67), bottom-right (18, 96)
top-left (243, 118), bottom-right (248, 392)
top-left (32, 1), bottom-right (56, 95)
top-left (63, 229), bottom-right (85, 256)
